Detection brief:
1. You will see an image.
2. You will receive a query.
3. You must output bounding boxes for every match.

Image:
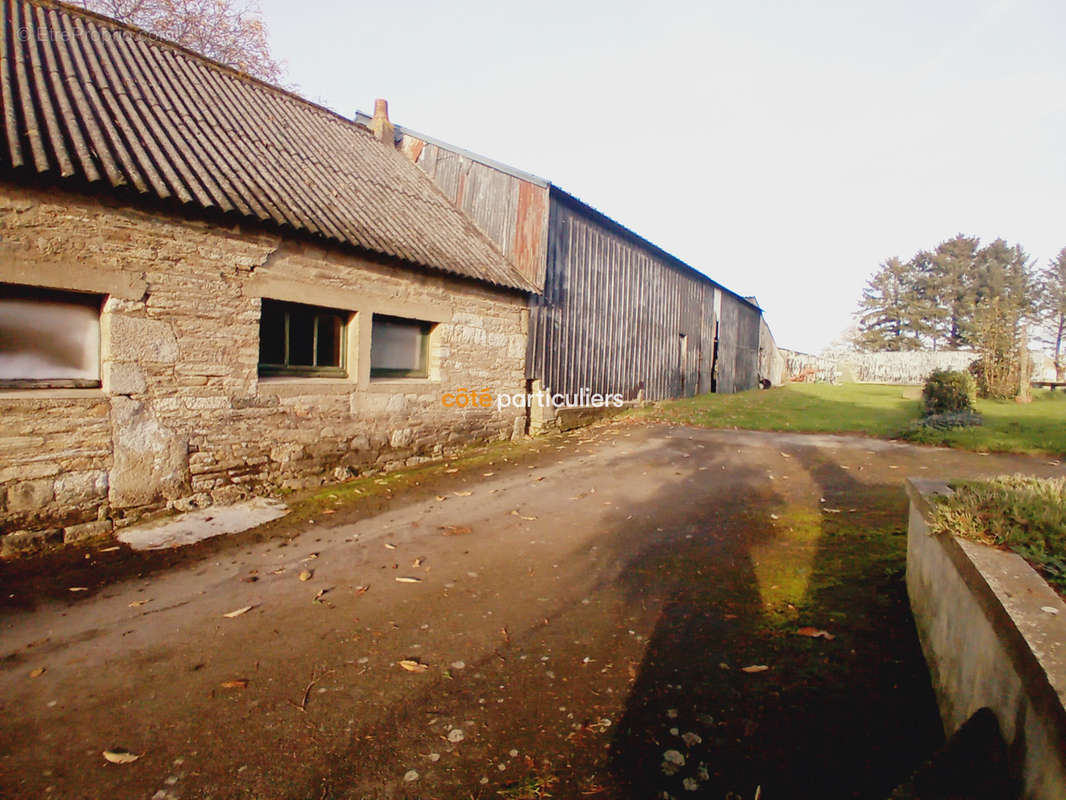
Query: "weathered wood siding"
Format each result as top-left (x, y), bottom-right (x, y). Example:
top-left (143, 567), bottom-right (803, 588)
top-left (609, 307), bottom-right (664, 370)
top-left (407, 138), bottom-right (549, 289)
top-left (528, 192), bottom-right (761, 401)
top-left (714, 293), bottom-right (761, 394)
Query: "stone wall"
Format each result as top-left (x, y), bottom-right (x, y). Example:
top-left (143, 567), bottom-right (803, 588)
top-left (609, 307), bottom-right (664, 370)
top-left (780, 350), bottom-right (840, 384)
top-left (838, 350), bottom-right (978, 385)
top-left (0, 183), bottom-right (528, 554)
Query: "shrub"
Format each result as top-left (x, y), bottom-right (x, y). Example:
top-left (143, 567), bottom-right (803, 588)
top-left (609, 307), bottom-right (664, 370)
top-left (922, 369), bottom-right (976, 415)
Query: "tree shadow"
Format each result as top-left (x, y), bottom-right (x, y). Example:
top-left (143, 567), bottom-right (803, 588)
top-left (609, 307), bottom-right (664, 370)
top-left (601, 437), bottom-right (946, 799)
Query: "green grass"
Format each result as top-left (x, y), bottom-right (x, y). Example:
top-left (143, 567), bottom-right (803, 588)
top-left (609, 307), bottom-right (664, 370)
top-left (633, 383), bottom-right (1066, 457)
top-left (931, 476), bottom-right (1066, 591)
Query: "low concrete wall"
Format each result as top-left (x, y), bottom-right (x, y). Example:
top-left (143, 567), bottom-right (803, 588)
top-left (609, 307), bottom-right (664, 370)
top-left (906, 479), bottom-right (1066, 800)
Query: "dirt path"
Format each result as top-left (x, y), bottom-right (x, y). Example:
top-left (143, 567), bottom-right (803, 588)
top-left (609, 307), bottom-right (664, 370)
top-left (2, 423), bottom-right (1062, 799)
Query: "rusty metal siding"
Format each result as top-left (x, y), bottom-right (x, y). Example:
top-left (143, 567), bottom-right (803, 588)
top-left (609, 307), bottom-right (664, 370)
top-left (408, 138), bottom-right (549, 290)
top-left (529, 193), bottom-right (726, 402)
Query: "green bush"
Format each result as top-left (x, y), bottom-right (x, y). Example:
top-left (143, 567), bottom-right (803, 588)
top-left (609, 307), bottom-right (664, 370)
top-left (922, 369), bottom-right (976, 415)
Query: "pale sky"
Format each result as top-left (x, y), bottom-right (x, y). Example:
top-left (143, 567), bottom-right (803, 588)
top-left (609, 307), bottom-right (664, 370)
top-left (260, 0), bottom-right (1065, 354)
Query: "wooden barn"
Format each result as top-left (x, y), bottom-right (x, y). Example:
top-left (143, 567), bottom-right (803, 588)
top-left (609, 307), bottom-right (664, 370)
top-left (361, 106), bottom-right (765, 401)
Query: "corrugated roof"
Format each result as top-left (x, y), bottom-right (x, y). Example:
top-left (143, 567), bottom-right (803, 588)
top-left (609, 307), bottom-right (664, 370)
top-left (0, 0), bottom-right (535, 291)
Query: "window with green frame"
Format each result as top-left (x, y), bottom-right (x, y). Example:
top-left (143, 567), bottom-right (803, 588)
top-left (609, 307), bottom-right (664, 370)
top-left (370, 314), bottom-right (432, 378)
top-left (258, 299), bottom-right (347, 377)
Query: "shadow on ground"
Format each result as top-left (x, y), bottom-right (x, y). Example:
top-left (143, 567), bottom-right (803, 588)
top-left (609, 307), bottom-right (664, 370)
top-left (602, 444), bottom-right (944, 799)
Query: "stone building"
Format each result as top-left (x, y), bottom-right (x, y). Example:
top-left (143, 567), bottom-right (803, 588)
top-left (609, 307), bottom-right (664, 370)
top-left (0, 0), bottom-right (533, 553)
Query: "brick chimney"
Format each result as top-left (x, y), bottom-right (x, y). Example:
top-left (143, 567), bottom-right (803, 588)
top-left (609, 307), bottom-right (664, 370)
top-left (368, 98), bottom-right (395, 146)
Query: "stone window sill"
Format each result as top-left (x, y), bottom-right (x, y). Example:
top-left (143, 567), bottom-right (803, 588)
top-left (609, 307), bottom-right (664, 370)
top-left (365, 378), bottom-right (441, 394)
top-left (0, 388), bottom-right (105, 401)
top-left (257, 378), bottom-right (356, 397)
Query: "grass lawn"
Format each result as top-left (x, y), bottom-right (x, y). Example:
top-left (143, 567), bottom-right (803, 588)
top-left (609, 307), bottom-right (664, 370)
top-left (635, 383), bottom-right (1066, 457)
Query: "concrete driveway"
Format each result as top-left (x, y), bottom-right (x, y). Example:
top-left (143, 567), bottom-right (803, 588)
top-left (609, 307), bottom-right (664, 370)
top-left (2, 422), bottom-right (1062, 799)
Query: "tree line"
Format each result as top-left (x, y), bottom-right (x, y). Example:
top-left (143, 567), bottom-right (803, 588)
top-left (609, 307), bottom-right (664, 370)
top-left (855, 235), bottom-right (1066, 385)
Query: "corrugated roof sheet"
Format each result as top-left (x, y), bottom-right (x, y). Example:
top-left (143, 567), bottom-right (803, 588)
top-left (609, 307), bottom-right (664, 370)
top-left (0, 0), bottom-right (535, 291)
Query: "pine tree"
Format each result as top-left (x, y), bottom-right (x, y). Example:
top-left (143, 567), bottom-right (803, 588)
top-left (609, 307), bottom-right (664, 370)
top-left (926, 234), bottom-right (980, 348)
top-left (855, 257), bottom-right (923, 352)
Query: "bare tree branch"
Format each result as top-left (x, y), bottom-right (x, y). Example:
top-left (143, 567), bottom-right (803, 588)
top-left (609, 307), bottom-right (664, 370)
top-left (74, 0), bottom-right (284, 84)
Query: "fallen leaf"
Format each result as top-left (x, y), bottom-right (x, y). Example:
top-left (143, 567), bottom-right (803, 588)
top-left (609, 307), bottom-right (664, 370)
top-left (395, 576), bottom-right (423, 583)
top-left (223, 606), bottom-right (254, 618)
top-left (447, 728), bottom-right (465, 742)
top-left (1041, 606), bottom-right (1060, 615)
top-left (482, 472), bottom-right (495, 477)
top-left (312, 588), bottom-right (332, 605)
top-left (385, 542), bottom-right (397, 550)
top-left (29, 667), bottom-right (45, 678)
top-left (399, 659), bottom-right (429, 673)
top-left (354, 585), bottom-right (370, 596)
top-left (741, 665), bottom-right (770, 673)
top-left (68, 587), bottom-right (88, 592)
top-left (303, 553), bottom-right (319, 560)
top-left (102, 749), bottom-right (141, 764)
top-left (445, 468), bottom-right (459, 473)
top-left (99, 546), bottom-right (120, 552)
top-left (435, 495), bottom-right (447, 501)
top-left (220, 679), bottom-right (249, 689)
top-left (299, 570), bottom-right (313, 581)
top-left (412, 557), bottom-right (425, 567)
top-left (823, 508), bottom-right (842, 514)
top-left (796, 627), bottom-right (835, 640)
top-left (440, 525), bottom-right (472, 536)
top-left (511, 510), bottom-right (537, 521)
top-left (128, 599), bottom-right (151, 608)
top-left (453, 491), bottom-right (472, 497)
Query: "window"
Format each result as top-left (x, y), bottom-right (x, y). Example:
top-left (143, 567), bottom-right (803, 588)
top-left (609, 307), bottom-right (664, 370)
top-left (258, 299), bottom-right (347, 377)
top-left (370, 315), bottom-right (432, 379)
top-left (0, 285), bottom-right (102, 388)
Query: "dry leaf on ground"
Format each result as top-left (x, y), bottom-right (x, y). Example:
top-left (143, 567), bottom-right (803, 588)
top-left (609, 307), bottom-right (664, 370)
top-left (299, 570), bottom-right (313, 581)
top-left (395, 576), bottom-right (422, 583)
top-left (440, 525), bottom-right (472, 536)
top-left (796, 627), bottom-right (835, 640)
top-left (29, 667), bottom-right (45, 678)
top-left (102, 749), bottom-right (141, 764)
top-left (220, 679), bottom-right (249, 689)
top-left (223, 606), bottom-right (254, 618)
top-left (741, 665), bottom-right (770, 673)
top-left (399, 659), bottom-right (429, 673)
